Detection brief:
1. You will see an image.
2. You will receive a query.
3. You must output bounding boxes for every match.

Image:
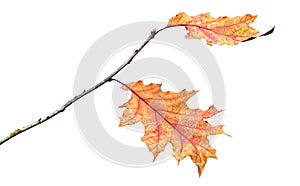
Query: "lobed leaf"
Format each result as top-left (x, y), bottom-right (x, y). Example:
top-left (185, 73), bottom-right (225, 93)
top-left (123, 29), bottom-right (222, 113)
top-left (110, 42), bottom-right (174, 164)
top-left (119, 80), bottom-right (228, 176)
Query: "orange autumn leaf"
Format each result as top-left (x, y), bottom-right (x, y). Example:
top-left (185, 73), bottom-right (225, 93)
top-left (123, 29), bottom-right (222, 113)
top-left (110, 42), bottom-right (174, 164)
top-left (119, 80), bottom-right (228, 176)
top-left (168, 12), bottom-right (260, 45)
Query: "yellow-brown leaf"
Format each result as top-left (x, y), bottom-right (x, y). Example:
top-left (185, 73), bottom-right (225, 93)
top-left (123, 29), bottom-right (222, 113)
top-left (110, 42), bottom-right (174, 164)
top-left (119, 80), bottom-right (228, 176)
top-left (168, 12), bottom-right (259, 45)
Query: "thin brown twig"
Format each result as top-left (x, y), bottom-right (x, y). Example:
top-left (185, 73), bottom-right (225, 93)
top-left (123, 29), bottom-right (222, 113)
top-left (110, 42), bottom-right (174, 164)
top-left (0, 29), bottom-right (155, 146)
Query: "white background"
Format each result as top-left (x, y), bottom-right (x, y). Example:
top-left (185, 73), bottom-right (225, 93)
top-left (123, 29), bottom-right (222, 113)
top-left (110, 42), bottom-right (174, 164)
top-left (0, 0), bottom-right (299, 185)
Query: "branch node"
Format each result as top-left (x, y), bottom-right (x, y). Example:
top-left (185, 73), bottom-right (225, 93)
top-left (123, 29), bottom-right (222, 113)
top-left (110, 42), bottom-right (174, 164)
top-left (151, 28), bottom-right (156, 34)
top-left (10, 129), bottom-right (21, 137)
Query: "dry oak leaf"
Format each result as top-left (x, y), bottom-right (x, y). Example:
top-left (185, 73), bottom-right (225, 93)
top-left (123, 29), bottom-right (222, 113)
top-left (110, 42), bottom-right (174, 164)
top-left (119, 80), bottom-right (229, 176)
top-left (168, 12), bottom-right (260, 45)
